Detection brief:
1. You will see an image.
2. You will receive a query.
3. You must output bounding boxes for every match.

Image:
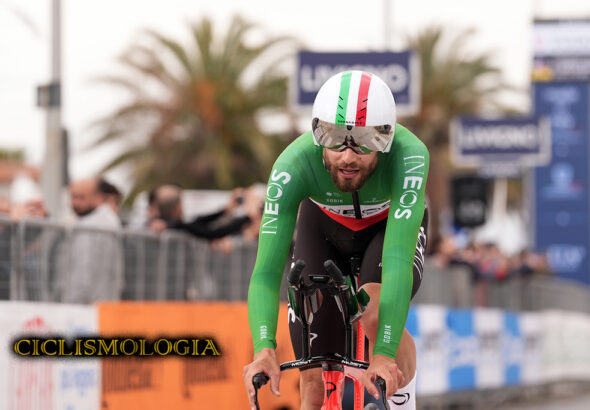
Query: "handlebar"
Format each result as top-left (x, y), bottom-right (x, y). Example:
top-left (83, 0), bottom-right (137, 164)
top-left (253, 372), bottom-right (389, 410)
top-left (262, 258), bottom-right (380, 409)
top-left (324, 259), bottom-right (346, 285)
top-left (287, 259), bottom-right (306, 286)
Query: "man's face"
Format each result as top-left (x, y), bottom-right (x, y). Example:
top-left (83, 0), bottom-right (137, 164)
top-left (69, 179), bottom-right (100, 217)
top-left (323, 147), bottom-right (378, 192)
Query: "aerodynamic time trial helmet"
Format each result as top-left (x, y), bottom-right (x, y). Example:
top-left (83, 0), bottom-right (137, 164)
top-left (311, 70), bottom-right (396, 154)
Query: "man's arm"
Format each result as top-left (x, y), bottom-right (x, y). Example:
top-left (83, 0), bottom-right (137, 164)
top-left (192, 209), bottom-right (225, 223)
top-left (247, 164), bottom-right (304, 353)
top-left (374, 135), bottom-right (430, 359)
top-left (171, 215), bottom-right (250, 239)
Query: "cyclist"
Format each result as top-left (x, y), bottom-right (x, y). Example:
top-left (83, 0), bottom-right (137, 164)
top-left (243, 70), bottom-right (429, 410)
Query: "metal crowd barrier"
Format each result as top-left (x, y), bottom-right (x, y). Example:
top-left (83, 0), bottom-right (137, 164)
top-left (0, 216), bottom-right (265, 303)
top-left (413, 260), bottom-right (474, 307)
top-left (1, 215), bottom-right (590, 314)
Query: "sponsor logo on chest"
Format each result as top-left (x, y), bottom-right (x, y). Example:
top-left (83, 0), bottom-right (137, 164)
top-left (261, 170), bottom-right (291, 235)
top-left (312, 200), bottom-right (390, 218)
top-left (393, 155), bottom-right (425, 220)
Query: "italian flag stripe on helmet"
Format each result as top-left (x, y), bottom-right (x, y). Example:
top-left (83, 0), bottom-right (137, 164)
top-left (335, 72), bottom-right (352, 125)
top-left (355, 72), bottom-right (372, 126)
top-left (335, 71), bottom-right (373, 126)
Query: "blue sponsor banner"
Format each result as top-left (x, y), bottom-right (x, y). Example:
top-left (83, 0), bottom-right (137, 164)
top-left (446, 309), bottom-right (476, 390)
top-left (60, 367), bottom-right (98, 398)
top-left (503, 312), bottom-right (523, 386)
top-left (294, 51), bottom-right (419, 114)
top-left (532, 82), bottom-right (590, 284)
top-left (451, 117), bottom-right (551, 166)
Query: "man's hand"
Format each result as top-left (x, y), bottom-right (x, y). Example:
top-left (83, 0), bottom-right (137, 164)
top-left (361, 354), bottom-right (405, 400)
top-left (226, 187), bottom-right (246, 214)
top-left (243, 348), bottom-right (281, 409)
top-left (147, 218), bottom-right (167, 233)
top-left (10, 199), bottom-right (47, 222)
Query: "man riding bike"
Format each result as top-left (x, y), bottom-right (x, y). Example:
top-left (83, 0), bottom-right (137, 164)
top-left (243, 70), bottom-right (429, 410)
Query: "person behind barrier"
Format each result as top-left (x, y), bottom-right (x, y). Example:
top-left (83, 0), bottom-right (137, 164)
top-left (148, 184), bottom-right (260, 247)
top-left (62, 177), bottom-right (123, 303)
top-left (243, 70), bottom-right (429, 409)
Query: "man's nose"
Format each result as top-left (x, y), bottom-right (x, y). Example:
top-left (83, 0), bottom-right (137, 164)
top-left (341, 146), bottom-right (359, 162)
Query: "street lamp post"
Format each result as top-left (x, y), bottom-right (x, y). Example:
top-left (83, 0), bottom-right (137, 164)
top-left (384, 0), bottom-right (392, 50)
top-left (40, 0), bottom-right (67, 220)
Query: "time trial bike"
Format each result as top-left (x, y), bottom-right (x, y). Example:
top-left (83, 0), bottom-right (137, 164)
top-left (252, 258), bottom-right (391, 410)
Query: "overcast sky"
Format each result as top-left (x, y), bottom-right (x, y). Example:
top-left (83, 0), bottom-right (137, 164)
top-left (1, 0), bottom-right (589, 184)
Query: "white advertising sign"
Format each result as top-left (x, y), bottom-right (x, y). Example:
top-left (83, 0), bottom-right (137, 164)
top-left (0, 302), bottom-right (99, 410)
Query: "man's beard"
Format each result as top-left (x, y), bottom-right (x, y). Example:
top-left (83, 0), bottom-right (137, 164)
top-left (324, 152), bottom-right (378, 192)
top-left (73, 206), bottom-right (95, 217)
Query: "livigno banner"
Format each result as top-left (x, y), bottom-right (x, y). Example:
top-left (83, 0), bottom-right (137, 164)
top-left (293, 51), bottom-right (420, 115)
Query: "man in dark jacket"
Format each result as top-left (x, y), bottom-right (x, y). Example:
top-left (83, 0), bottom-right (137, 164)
top-left (149, 184), bottom-right (254, 240)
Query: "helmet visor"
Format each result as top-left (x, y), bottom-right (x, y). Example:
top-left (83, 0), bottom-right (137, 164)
top-left (312, 119), bottom-right (394, 153)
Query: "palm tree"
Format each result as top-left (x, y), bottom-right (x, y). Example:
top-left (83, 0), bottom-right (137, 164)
top-left (92, 16), bottom-right (297, 202)
top-left (400, 26), bottom-right (515, 245)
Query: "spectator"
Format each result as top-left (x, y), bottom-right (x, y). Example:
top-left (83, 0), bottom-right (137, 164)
top-left (430, 237), bottom-right (479, 281)
top-left (430, 237), bottom-right (459, 269)
top-left (208, 184), bottom-right (265, 253)
top-left (148, 184), bottom-right (257, 243)
top-left (70, 177), bottom-right (121, 227)
top-left (508, 248), bottom-right (551, 278)
top-left (60, 177), bottom-right (123, 303)
top-left (475, 242), bottom-right (509, 281)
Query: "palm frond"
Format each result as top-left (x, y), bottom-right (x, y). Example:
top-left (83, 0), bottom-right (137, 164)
top-left (145, 29), bottom-right (195, 78)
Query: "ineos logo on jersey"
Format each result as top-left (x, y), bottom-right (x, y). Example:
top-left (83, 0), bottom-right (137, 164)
top-left (266, 183), bottom-right (283, 202)
top-left (399, 191), bottom-right (418, 207)
top-left (262, 170), bottom-right (291, 235)
top-left (394, 155), bottom-right (425, 220)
